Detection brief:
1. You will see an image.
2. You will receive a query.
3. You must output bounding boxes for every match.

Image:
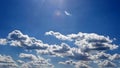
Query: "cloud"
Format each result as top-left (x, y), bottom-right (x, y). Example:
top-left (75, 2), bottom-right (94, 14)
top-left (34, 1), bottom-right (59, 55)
top-left (0, 55), bottom-right (18, 68)
top-left (19, 53), bottom-right (38, 61)
top-left (0, 39), bottom-right (7, 45)
top-left (19, 53), bottom-right (54, 68)
top-left (45, 31), bottom-right (73, 41)
top-left (90, 52), bottom-right (111, 60)
top-left (64, 11), bottom-right (72, 16)
top-left (52, 43), bottom-right (70, 53)
top-left (59, 60), bottom-right (75, 65)
top-left (98, 60), bottom-right (116, 67)
top-left (75, 62), bottom-right (91, 68)
top-left (17, 60), bottom-right (25, 64)
top-left (7, 30), bottom-right (49, 50)
top-left (59, 60), bottom-right (91, 68)
top-left (46, 31), bottom-right (118, 51)
top-left (67, 48), bottom-right (90, 61)
top-left (0, 30), bottom-right (120, 68)
top-left (36, 43), bottom-right (71, 57)
top-left (20, 61), bottom-right (54, 68)
top-left (109, 54), bottom-right (120, 61)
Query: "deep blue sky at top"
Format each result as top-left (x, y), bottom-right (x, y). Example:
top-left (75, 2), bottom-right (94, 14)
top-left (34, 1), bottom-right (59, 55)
top-left (0, 0), bottom-right (120, 44)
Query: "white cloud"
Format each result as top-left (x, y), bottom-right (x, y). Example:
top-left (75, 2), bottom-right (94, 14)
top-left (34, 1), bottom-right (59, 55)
top-left (19, 53), bottom-right (54, 68)
top-left (90, 52), bottom-right (111, 60)
top-left (59, 60), bottom-right (91, 68)
top-left (20, 61), bottom-right (54, 68)
top-left (75, 62), bottom-right (91, 68)
top-left (52, 43), bottom-right (70, 53)
top-left (45, 31), bottom-right (73, 41)
top-left (0, 55), bottom-right (18, 68)
top-left (37, 43), bottom-right (71, 57)
top-left (0, 39), bottom-right (7, 45)
top-left (59, 60), bottom-right (75, 65)
top-left (0, 30), bottom-right (120, 68)
top-left (7, 30), bottom-right (49, 50)
top-left (46, 31), bottom-right (118, 51)
top-left (109, 54), bottom-right (120, 61)
top-left (98, 60), bottom-right (116, 67)
top-left (19, 53), bottom-right (38, 61)
top-left (64, 11), bottom-right (72, 16)
top-left (17, 60), bottom-right (25, 64)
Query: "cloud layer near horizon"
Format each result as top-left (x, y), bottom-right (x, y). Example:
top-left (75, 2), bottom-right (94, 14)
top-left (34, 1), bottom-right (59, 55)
top-left (0, 30), bottom-right (120, 68)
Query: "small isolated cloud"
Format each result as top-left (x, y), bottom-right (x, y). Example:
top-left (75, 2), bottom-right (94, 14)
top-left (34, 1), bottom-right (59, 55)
top-left (64, 11), bottom-right (72, 16)
top-left (0, 39), bottom-right (7, 45)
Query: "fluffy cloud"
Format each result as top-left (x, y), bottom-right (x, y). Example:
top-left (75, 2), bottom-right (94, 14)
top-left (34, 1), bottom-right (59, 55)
top-left (90, 52), bottom-right (111, 60)
top-left (20, 61), bottom-right (54, 68)
top-left (0, 55), bottom-right (18, 68)
top-left (109, 54), bottom-right (120, 61)
top-left (59, 60), bottom-right (91, 68)
top-left (59, 60), bottom-right (75, 65)
top-left (52, 43), bottom-right (70, 53)
top-left (0, 30), bottom-right (120, 68)
top-left (6, 30), bottom-right (49, 50)
top-left (46, 31), bottom-right (118, 51)
top-left (45, 31), bottom-right (73, 41)
top-left (67, 48), bottom-right (90, 61)
top-left (0, 39), bottom-right (7, 45)
top-left (36, 43), bottom-right (71, 57)
top-left (19, 53), bottom-right (38, 61)
top-left (98, 60), bottom-right (116, 67)
top-left (19, 53), bottom-right (54, 68)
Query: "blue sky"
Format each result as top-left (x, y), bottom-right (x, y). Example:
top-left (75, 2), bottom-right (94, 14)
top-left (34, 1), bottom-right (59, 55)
top-left (0, 0), bottom-right (120, 68)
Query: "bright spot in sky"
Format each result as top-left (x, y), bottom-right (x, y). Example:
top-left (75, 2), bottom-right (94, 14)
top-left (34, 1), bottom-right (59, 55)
top-left (55, 10), bottom-right (62, 16)
top-left (64, 11), bottom-right (72, 16)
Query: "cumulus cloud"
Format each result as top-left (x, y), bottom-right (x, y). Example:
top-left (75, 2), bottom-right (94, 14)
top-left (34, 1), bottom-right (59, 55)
top-left (59, 60), bottom-right (75, 65)
top-left (19, 53), bottom-right (38, 61)
top-left (46, 31), bottom-right (118, 51)
top-left (67, 48), bottom-right (90, 61)
top-left (0, 30), bottom-right (120, 68)
top-left (109, 54), bottom-right (120, 61)
top-left (52, 43), bottom-right (70, 53)
top-left (45, 31), bottom-right (73, 41)
top-left (5, 30), bottom-right (49, 50)
top-left (75, 62), bottom-right (91, 68)
top-left (20, 61), bottom-right (54, 68)
top-left (0, 55), bottom-right (18, 68)
top-left (98, 60), bottom-right (116, 67)
top-left (59, 60), bottom-right (91, 68)
top-left (90, 52), bottom-right (111, 60)
top-left (45, 31), bottom-right (120, 67)
top-left (19, 53), bottom-right (54, 68)
top-left (0, 39), bottom-right (7, 45)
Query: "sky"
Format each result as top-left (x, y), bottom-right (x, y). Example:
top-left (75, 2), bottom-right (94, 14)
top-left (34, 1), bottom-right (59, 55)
top-left (0, 0), bottom-right (120, 68)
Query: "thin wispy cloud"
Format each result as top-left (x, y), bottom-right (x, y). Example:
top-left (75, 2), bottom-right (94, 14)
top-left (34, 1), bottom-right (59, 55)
top-left (64, 11), bottom-right (72, 16)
